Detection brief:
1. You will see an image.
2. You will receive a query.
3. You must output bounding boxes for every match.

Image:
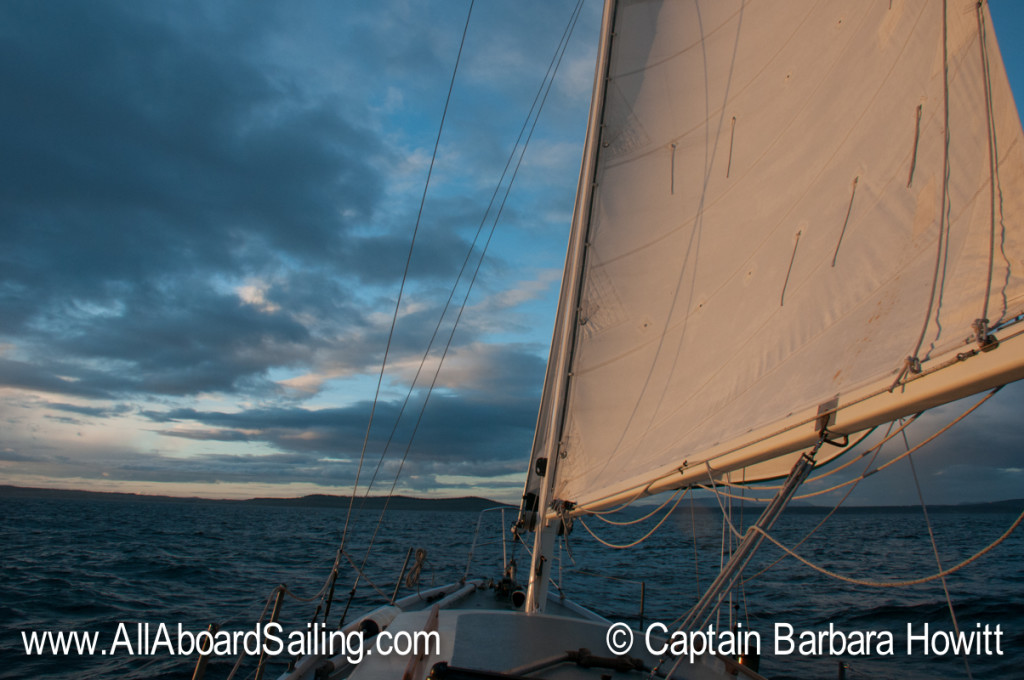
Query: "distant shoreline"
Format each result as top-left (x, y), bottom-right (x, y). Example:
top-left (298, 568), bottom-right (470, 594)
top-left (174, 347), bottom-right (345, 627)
top-left (0, 485), bottom-right (510, 512)
top-left (2, 484), bottom-right (1021, 513)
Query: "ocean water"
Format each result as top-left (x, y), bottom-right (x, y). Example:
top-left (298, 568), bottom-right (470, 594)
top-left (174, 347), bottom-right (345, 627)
top-left (2, 495), bottom-right (1021, 680)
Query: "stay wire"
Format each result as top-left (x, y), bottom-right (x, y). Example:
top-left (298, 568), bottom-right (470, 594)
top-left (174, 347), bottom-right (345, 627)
top-left (742, 421), bottom-right (892, 585)
top-left (695, 391), bottom-right (993, 505)
top-left (700, 404), bottom-right (1022, 591)
top-left (677, 391), bottom-right (1009, 637)
top-left (322, 1), bottom-right (476, 625)
top-left (353, 0), bottom-right (585, 512)
top-left (351, 0), bottom-right (586, 589)
top-left (702, 466), bottom-right (1024, 590)
top-left (906, 441), bottom-right (973, 679)
top-left (334, 0), bottom-right (476, 567)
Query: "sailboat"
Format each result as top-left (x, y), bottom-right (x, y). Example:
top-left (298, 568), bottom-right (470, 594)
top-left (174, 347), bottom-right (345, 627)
top-left (236, 1), bottom-right (1024, 679)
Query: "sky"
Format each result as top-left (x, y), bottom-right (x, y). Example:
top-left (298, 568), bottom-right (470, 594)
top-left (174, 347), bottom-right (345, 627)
top-left (1, 0), bottom-right (1022, 506)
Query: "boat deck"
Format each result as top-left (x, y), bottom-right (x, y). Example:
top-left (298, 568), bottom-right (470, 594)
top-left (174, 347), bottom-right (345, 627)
top-left (278, 581), bottom-right (766, 680)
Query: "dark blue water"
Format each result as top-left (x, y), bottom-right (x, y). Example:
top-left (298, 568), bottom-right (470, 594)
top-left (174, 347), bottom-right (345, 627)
top-left (2, 495), bottom-right (1021, 679)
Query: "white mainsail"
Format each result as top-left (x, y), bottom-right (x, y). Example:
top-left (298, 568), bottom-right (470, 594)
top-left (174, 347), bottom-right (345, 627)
top-left (523, 0), bottom-right (1024, 517)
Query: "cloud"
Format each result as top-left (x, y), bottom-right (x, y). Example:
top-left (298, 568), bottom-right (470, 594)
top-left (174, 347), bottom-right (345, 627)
top-left (47, 403), bottom-right (133, 419)
top-left (3, 0), bottom-right (1019, 508)
top-left (142, 387), bottom-right (539, 468)
top-left (0, 449), bottom-right (38, 463)
top-left (0, 358), bottom-right (116, 399)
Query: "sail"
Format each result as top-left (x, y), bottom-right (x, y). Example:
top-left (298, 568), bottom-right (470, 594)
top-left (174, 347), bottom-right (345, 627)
top-left (525, 0), bottom-right (1024, 515)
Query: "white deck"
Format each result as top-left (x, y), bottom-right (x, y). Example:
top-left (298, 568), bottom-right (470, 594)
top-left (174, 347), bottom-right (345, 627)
top-left (279, 581), bottom-right (766, 680)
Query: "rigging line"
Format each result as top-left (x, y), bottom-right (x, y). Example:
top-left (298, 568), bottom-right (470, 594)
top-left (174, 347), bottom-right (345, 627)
top-left (666, 446), bottom-right (822, 671)
top-left (976, 2), bottom-right (996, 333)
top-left (588, 484), bottom-right (652, 515)
top-left (578, 327), bottom-right (1014, 512)
top-left (701, 390), bottom-right (999, 505)
top-left (576, 490), bottom-right (689, 549)
top-left (706, 427), bottom-right (878, 493)
top-left (591, 488), bottom-right (683, 525)
top-left (809, 388), bottom-right (999, 491)
top-left (743, 420), bottom-right (893, 585)
top-left (690, 492), bottom-right (702, 600)
top-left (749, 508), bottom-right (1024, 589)
top-left (697, 466), bottom-right (1024, 592)
top-left (906, 444), bottom-right (973, 680)
top-left (335, 0), bottom-right (476, 564)
top-left (225, 588), bottom-right (278, 680)
top-left (975, 2), bottom-right (1011, 328)
top-left (796, 425), bottom-right (883, 489)
top-left (724, 472), bottom-right (735, 632)
top-left (703, 465), bottom-right (742, 541)
top-left (279, 584), bottom-right (331, 604)
top-left (340, 551), bottom-right (391, 601)
top-left (357, 0), bottom-right (585, 543)
top-left (737, 468), bottom-right (748, 632)
top-left (697, 483), bottom-right (770, 505)
top-left (353, 0), bottom-right (586, 578)
top-left (908, 0), bottom-right (951, 364)
top-left (352, 0), bottom-right (585, 510)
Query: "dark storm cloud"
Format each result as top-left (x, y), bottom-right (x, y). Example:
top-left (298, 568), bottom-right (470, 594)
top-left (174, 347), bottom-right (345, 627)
top-left (0, 1), bottom-right (384, 268)
top-left (47, 402), bottom-right (132, 418)
top-left (157, 428), bottom-right (252, 443)
top-left (908, 382), bottom-right (1024, 472)
top-left (0, 357), bottom-right (116, 399)
top-left (0, 0), bottom-right (402, 397)
top-left (144, 393), bottom-right (537, 466)
top-left (138, 343), bottom-right (547, 479)
top-left (1, 282), bottom-right (318, 397)
top-left (0, 0), bottom-right (541, 408)
top-left (53, 283), bottom-right (315, 395)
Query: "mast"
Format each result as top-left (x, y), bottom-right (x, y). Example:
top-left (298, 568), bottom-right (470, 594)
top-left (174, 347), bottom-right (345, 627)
top-left (523, 0), bottom-right (618, 614)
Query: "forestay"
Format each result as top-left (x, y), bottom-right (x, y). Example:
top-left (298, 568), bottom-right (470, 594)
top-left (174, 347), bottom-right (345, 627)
top-left (524, 0), bottom-right (1024, 515)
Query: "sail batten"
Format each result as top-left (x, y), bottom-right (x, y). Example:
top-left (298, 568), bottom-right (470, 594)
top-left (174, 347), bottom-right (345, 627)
top-left (525, 0), bottom-right (1024, 515)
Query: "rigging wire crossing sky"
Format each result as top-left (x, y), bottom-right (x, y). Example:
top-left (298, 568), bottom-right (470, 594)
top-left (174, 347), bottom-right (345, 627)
top-left (1, 1), bottom-right (1023, 504)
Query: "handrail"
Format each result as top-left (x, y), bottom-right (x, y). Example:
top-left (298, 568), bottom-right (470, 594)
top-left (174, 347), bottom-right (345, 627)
top-left (463, 506), bottom-right (512, 581)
